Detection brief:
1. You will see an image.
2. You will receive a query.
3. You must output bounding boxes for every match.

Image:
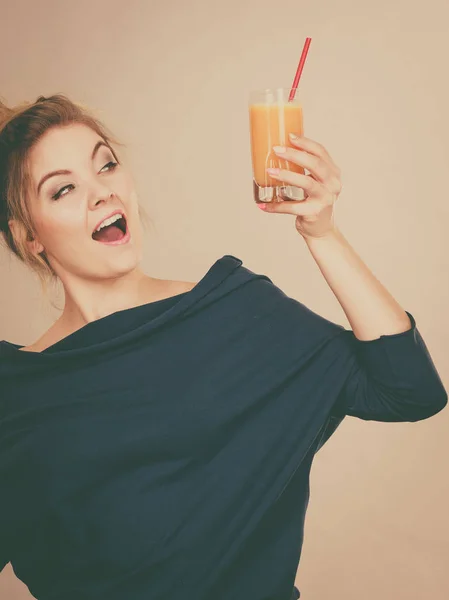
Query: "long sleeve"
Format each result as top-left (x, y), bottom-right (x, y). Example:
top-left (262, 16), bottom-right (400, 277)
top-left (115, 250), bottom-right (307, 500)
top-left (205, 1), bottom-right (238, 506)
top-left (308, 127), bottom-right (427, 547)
top-left (330, 311), bottom-right (448, 422)
top-left (237, 268), bottom-right (447, 425)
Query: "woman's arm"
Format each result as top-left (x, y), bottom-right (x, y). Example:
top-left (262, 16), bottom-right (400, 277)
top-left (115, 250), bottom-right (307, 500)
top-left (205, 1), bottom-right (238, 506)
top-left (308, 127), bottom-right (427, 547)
top-left (303, 226), bottom-right (412, 341)
top-left (304, 226), bottom-right (447, 422)
top-left (259, 134), bottom-right (447, 422)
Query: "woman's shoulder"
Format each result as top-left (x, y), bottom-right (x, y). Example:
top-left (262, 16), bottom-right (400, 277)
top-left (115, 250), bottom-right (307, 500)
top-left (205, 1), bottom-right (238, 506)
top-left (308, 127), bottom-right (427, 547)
top-left (19, 279), bottom-right (198, 354)
top-left (19, 320), bottom-right (68, 353)
top-left (167, 279), bottom-right (197, 296)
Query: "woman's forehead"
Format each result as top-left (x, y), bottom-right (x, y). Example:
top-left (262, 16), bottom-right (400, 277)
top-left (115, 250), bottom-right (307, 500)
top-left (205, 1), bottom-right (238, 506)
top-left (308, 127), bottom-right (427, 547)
top-left (30, 126), bottom-right (110, 187)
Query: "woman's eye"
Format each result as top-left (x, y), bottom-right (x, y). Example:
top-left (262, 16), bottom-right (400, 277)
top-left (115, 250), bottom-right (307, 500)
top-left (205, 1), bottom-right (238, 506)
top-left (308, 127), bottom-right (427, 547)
top-left (102, 161), bottom-right (118, 172)
top-left (51, 161), bottom-right (118, 201)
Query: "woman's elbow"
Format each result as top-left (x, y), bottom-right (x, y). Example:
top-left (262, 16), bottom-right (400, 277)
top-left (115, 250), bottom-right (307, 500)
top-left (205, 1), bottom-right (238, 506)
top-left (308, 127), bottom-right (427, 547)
top-left (407, 389), bottom-right (448, 422)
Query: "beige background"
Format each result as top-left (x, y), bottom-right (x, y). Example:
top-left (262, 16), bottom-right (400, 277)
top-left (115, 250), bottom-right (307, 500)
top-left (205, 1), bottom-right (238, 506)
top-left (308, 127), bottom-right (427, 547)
top-left (1, 0), bottom-right (448, 598)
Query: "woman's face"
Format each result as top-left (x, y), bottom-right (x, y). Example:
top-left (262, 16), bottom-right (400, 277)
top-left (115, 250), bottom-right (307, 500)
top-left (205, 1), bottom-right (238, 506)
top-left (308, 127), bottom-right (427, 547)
top-left (26, 123), bottom-right (144, 281)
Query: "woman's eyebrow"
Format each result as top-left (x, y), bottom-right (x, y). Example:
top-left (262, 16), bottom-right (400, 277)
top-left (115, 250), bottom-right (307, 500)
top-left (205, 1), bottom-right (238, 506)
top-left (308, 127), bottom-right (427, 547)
top-left (37, 140), bottom-right (111, 195)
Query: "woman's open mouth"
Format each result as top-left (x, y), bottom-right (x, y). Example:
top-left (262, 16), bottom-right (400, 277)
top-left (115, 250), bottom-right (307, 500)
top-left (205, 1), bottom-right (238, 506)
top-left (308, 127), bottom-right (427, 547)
top-left (92, 214), bottom-right (130, 245)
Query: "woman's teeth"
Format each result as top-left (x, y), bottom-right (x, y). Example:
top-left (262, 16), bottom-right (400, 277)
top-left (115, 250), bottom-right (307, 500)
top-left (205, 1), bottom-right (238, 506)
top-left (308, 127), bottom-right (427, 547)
top-left (94, 213), bottom-right (123, 233)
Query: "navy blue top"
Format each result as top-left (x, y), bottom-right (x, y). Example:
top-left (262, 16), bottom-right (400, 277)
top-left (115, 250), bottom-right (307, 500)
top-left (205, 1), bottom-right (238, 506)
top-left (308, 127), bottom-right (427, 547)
top-left (0, 255), bottom-right (447, 600)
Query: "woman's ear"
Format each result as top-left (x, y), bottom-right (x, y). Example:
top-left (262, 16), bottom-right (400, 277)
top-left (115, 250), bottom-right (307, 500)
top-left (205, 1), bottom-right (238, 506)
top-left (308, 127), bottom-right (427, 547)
top-left (8, 218), bottom-right (45, 255)
top-left (28, 237), bottom-right (45, 255)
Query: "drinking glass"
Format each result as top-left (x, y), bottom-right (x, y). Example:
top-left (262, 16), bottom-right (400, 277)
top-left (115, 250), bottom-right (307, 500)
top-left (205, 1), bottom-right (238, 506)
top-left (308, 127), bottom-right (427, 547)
top-left (249, 88), bottom-right (305, 203)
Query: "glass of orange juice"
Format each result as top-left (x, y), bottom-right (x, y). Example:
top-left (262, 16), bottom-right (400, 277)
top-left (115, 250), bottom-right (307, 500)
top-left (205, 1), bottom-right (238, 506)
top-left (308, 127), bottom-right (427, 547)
top-left (249, 88), bottom-right (305, 204)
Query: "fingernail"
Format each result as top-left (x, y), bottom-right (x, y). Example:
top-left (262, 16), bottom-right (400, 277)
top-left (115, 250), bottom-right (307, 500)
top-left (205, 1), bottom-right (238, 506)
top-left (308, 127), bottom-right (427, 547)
top-left (266, 167), bottom-right (280, 176)
top-left (258, 203), bottom-right (267, 210)
top-left (273, 146), bottom-right (286, 153)
top-left (289, 133), bottom-right (298, 140)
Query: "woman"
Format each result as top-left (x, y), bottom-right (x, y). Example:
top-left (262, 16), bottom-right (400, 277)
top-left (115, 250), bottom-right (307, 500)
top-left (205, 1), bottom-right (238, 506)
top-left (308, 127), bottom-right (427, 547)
top-left (0, 94), bottom-right (446, 600)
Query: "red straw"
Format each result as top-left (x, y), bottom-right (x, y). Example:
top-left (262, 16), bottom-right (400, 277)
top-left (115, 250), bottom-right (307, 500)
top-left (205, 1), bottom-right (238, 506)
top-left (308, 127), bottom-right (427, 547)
top-left (288, 37), bottom-right (312, 102)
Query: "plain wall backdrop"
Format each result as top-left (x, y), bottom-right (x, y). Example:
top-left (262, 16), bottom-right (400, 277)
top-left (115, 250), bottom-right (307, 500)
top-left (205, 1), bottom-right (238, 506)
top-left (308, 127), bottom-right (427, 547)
top-left (1, 0), bottom-right (448, 598)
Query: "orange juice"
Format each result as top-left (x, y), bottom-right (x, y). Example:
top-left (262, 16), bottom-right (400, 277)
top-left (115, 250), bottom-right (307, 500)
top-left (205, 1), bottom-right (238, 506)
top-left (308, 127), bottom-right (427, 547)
top-left (249, 89), bottom-right (305, 202)
top-left (249, 103), bottom-right (305, 188)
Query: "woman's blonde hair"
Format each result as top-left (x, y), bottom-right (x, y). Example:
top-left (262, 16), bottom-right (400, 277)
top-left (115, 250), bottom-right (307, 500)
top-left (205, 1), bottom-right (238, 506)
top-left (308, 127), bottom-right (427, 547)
top-left (0, 93), bottom-right (151, 304)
